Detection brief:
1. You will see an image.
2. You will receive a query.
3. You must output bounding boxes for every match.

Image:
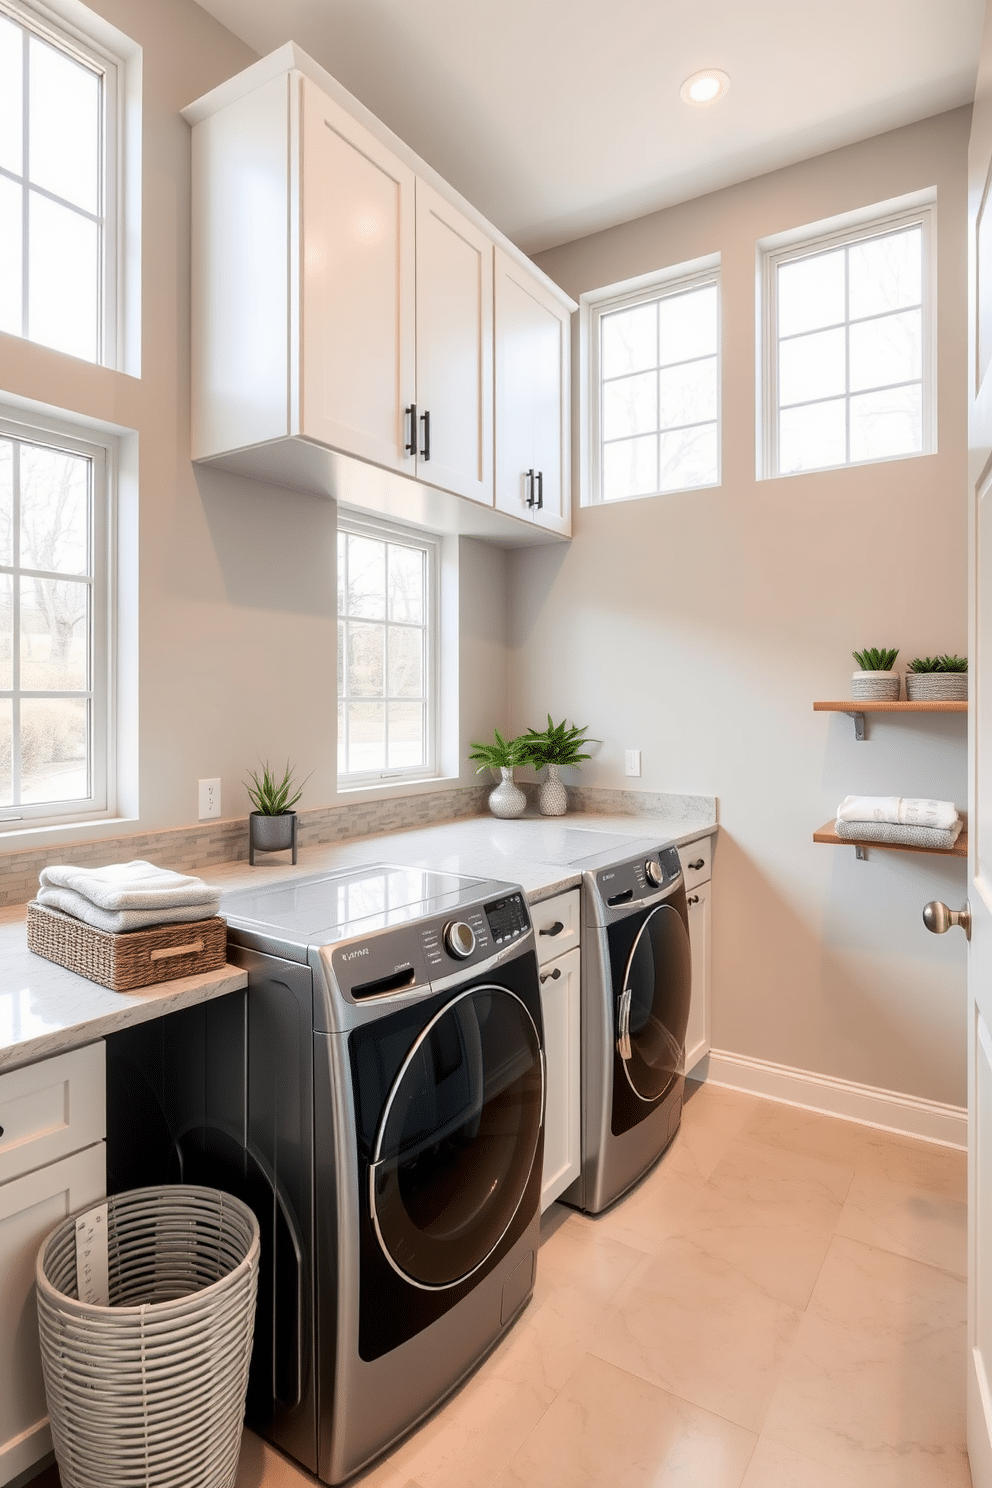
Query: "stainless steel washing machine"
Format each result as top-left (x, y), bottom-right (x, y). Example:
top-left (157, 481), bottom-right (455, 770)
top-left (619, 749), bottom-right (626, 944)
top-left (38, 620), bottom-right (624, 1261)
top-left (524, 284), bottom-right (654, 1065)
top-left (218, 863), bottom-right (546, 1484)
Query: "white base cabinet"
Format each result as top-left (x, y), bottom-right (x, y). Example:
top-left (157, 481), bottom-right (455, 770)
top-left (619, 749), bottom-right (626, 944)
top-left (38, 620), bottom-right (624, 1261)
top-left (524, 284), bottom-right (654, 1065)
top-left (679, 836), bottom-right (714, 1075)
top-left (533, 890), bottom-right (582, 1210)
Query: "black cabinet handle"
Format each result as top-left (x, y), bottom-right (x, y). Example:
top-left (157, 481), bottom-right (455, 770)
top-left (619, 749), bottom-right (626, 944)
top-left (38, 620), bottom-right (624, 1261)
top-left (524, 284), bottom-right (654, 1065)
top-left (539, 921), bottom-right (564, 937)
top-left (405, 403), bottom-right (417, 456)
top-left (687, 859), bottom-right (705, 871)
top-left (526, 468), bottom-right (536, 507)
top-left (540, 966), bottom-right (562, 983)
top-left (420, 409), bottom-right (431, 461)
top-left (687, 894), bottom-right (699, 906)
top-left (536, 470), bottom-right (543, 510)
top-left (0, 1125), bottom-right (4, 1139)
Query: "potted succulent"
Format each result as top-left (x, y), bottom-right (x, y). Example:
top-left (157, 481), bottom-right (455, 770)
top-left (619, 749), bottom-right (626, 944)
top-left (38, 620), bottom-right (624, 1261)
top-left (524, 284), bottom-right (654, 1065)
top-left (852, 646), bottom-right (900, 702)
top-left (245, 759), bottom-right (310, 864)
top-left (519, 716), bottom-right (594, 817)
top-left (468, 730), bottom-right (528, 818)
top-left (905, 654), bottom-right (968, 702)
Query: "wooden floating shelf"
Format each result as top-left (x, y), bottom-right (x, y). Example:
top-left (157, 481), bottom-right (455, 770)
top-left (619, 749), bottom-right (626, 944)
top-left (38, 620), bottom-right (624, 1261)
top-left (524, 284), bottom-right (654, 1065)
top-left (814, 820), bottom-right (968, 860)
top-left (813, 700), bottom-right (967, 713)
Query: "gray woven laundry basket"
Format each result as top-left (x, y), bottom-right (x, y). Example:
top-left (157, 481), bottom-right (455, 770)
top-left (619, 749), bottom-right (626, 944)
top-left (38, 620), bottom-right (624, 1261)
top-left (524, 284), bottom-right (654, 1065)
top-left (36, 1184), bottom-right (259, 1488)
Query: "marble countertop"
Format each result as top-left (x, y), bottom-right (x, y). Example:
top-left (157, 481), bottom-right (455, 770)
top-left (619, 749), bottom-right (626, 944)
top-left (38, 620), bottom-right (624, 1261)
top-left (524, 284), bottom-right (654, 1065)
top-left (0, 810), bottom-right (715, 1071)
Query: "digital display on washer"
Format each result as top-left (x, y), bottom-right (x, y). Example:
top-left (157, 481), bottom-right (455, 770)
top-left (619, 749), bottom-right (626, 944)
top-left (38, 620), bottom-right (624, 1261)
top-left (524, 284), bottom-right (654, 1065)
top-left (485, 891), bottom-right (529, 945)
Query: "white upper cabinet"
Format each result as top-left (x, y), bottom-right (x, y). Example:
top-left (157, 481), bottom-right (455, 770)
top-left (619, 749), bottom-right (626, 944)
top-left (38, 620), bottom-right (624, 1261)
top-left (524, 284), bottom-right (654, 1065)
top-left (495, 248), bottom-right (571, 536)
top-left (415, 182), bottom-right (493, 505)
top-left (184, 46), bottom-right (574, 544)
top-left (300, 78), bottom-right (416, 473)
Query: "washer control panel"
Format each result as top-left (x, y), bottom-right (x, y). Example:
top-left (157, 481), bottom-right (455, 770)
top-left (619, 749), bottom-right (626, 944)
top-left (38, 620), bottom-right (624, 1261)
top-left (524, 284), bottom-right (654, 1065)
top-left (596, 846), bottom-right (682, 907)
top-left (484, 890), bottom-right (530, 947)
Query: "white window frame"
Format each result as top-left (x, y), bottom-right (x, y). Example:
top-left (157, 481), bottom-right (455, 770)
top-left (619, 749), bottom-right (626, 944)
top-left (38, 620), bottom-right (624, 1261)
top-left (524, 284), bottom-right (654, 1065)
top-left (0, 403), bottom-right (116, 830)
top-left (759, 194), bottom-right (936, 480)
top-left (580, 253), bottom-right (721, 507)
top-left (336, 512), bottom-right (439, 789)
top-left (0, 0), bottom-right (135, 371)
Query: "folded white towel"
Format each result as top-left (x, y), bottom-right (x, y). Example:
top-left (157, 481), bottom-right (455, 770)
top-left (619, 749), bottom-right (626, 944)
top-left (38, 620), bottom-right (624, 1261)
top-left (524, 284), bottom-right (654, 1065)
top-left (836, 796), bottom-right (960, 832)
top-left (835, 818), bottom-right (963, 850)
top-left (39, 860), bottom-right (221, 913)
top-left (36, 885), bottom-right (221, 935)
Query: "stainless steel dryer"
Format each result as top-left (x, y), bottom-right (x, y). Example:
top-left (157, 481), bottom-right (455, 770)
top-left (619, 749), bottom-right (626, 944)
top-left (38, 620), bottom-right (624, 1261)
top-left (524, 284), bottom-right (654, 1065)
top-left (220, 863), bottom-right (545, 1485)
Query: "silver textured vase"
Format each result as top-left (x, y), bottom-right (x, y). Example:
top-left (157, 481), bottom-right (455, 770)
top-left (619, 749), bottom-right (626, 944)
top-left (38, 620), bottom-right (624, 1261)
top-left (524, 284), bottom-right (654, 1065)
top-left (539, 763), bottom-right (568, 817)
top-left (489, 768), bottom-right (526, 819)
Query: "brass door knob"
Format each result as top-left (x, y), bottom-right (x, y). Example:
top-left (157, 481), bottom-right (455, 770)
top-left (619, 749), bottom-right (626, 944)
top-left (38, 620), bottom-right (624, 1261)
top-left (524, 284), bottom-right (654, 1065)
top-left (923, 900), bottom-right (972, 940)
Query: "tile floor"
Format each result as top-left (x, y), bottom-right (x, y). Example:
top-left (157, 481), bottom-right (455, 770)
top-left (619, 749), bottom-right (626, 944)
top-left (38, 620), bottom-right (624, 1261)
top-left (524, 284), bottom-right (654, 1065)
top-left (34, 1079), bottom-right (971, 1488)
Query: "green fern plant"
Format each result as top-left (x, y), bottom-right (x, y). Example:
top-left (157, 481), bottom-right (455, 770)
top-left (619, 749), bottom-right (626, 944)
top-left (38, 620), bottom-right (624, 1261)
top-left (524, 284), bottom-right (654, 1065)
top-left (467, 729), bottom-right (527, 773)
top-left (245, 759), bottom-right (310, 814)
top-left (853, 647), bottom-right (899, 672)
top-left (907, 654), bottom-right (968, 673)
top-left (518, 716), bottom-right (595, 769)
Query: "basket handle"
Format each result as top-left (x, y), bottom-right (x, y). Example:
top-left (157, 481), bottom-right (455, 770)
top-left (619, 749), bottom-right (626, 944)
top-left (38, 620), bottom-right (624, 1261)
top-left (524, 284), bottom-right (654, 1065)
top-left (149, 940), bottom-right (204, 961)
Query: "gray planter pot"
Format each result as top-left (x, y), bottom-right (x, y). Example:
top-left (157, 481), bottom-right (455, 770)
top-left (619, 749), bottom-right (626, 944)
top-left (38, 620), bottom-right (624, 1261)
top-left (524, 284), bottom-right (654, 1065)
top-left (249, 810), bottom-right (298, 864)
top-left (851, 670), bottom-right (900, 701)
top-left (905, 672), bottom-right (968, 701)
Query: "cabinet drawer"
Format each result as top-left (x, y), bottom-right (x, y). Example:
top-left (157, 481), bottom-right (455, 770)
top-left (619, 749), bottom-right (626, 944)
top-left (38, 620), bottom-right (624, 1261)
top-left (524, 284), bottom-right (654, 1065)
top-left (532, 889), bottom-right (581, 966)
top-left (0, 1043), bottom-right (106, 1186)
top-left (679, 836), bottom-right (713, 891)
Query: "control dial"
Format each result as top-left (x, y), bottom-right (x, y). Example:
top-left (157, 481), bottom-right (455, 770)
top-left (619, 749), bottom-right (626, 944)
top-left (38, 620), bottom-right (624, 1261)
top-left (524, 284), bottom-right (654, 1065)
top-left (443, 920), bottom-right (476, 960)
top-left (645, 859), bottom-right (664, 887)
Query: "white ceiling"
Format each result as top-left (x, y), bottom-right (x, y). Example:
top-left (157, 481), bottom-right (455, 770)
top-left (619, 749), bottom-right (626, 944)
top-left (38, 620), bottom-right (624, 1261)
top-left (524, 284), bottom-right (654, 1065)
top-left (192, 0), bottom-right (985, 254)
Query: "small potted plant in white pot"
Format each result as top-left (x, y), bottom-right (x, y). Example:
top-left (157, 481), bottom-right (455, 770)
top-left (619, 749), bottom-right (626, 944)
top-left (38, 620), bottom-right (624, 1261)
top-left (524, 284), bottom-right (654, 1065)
top-left (905, 654), bottom-right (968, 702)
top-left (852, 647), bottom-right (900, 702)
top-left (468, 730), bottom-right (528, 818)
top-left (519, 716), bottom-right (594, 817)
top-left (245, 759), bottom-right (310, 864)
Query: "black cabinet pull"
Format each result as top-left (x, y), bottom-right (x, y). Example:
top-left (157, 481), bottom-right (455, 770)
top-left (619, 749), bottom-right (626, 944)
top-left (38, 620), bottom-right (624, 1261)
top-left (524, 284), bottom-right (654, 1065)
top-left (687, 894), bottom-right (699, 906)
top-left (688, 858), bottom-right (705, 871)
top-left (536, 469), bottom-right (543, 510)
top-left (405, 403), bottom-right (417, 456)
top-left (0, 1125), bottom-right (4, 1139)
top-left (539, 921), bottom-right (564, 937)
top-left (540, 966), bottom-right (562, 983)
top-left (526, 468), bottom-right (536, 507)
top-left (420, 409), bottom-right (431, 460)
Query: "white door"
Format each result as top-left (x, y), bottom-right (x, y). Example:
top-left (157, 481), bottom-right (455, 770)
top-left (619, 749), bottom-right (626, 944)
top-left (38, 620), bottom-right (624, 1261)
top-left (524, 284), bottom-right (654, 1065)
top-left (414, 180), bottom-right (493, 505)
top-left (494, 247), bottom-right (571, 535)
top-left (300, 77), bottom-right (417, 473)
top-left (967, 19), bottom-right (992, 1481)
top-left (538, 947), bottom-right (581, 1210)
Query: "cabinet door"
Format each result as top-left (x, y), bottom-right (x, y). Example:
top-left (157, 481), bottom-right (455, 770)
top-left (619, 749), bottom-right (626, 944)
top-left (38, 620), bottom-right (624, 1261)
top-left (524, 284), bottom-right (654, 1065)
top-left (539, 947), bottom-right (581, 1211)
top-left (495, 248), bottom-right (570, 535)
top-left (0, 1141), bottom-right (105, 1486)
top-left (414, 180), bottom-right (493, 505)
top-left (300, 77), bottom-right (417, 473)
top-left (684, 881), bottom-right (711, 1074)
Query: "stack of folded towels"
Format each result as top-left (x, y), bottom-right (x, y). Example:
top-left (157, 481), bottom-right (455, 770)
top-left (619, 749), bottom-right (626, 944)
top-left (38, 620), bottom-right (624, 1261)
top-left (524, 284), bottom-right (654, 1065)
top-left (37, 860), bottom-right (222, 934)
top-left (835, 796), bottom-right (963, 850)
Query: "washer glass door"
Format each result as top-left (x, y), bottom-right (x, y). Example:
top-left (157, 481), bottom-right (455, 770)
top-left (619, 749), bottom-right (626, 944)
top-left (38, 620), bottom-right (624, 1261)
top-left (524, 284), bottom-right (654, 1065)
top-left (370, 985), bottom-right (543, 1289)
top-left (618, 903), bottom-right (691, 1102)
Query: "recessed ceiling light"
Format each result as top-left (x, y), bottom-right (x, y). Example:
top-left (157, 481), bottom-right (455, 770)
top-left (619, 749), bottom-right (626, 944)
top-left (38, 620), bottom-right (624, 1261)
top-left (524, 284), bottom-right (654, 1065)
top-left (680, 69), bottom-right (730, 106)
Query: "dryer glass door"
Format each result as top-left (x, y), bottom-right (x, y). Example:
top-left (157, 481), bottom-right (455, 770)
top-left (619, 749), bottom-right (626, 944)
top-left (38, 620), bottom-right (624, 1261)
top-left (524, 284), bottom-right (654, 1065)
top-left (618, 903), bottom-right (691, 1103)
top-left (370, 984), bottom-right (543, 1289)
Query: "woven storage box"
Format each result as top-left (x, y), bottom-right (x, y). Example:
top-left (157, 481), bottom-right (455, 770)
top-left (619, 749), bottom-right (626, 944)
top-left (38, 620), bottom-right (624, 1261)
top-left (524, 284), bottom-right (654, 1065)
top-left (37, 1184), bottom-right (259, 1488)
top-left (26, 900), bottom-right (227, 991)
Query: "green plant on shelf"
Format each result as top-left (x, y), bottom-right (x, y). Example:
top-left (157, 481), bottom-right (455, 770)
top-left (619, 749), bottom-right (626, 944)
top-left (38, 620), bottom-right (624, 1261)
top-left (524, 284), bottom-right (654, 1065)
top-left (518, 715), bottom-right (595, 769)
top-left (467, 729), bottom-right (527, 773)
top-left (245, 759), bottom-right (310, 814)
top-left (853, 647), bottom-right (899, 671)
top-left (907, 654), bottom-right (968, 673)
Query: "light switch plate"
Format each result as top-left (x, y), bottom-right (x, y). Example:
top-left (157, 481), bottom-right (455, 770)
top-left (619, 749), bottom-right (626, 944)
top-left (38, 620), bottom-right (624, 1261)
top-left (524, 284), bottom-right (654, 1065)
top-left (624, 750), bottom-right (641, 778)
top-left (198, 778), bottom-right (221, 819)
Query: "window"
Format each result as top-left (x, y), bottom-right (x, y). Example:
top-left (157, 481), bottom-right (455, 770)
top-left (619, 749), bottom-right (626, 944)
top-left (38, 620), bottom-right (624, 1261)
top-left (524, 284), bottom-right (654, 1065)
top-left (337, 517), bottom-right (436, 784)
top-left (0, 0), bottom-right (120, 364)
top-left (0, 408), bottom-right (112, 826)
top-left (585, 265), bottom-right (720, 504)
top-left (763, 205), bottom-right (933, 476)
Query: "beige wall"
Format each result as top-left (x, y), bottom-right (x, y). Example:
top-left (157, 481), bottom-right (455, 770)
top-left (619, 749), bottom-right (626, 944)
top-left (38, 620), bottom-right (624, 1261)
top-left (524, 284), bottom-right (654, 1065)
top-left (0, 0), bottom-right (508, 856)
top-left (526, 108), bottom-right (971, 1107)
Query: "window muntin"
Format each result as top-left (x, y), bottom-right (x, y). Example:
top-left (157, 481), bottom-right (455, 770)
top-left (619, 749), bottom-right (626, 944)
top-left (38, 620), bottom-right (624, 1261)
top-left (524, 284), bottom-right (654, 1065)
top-left (593, 275), bottom-right (719, 503)
top-left (768, 213), bottom-right (931, 476)
top-left (0, 2), bottom-right (117, 364)
top-left (337, 519), bottom-right (436, 784)
top-left (0, 412), bottom-right (111, 825)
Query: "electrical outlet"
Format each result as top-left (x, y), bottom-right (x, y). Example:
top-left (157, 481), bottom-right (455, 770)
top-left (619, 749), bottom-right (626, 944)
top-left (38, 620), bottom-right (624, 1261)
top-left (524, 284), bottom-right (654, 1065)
top-left (624, 750), bottom-right (641, 778)
top-left (198, 778), bottom-right (221, 820)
